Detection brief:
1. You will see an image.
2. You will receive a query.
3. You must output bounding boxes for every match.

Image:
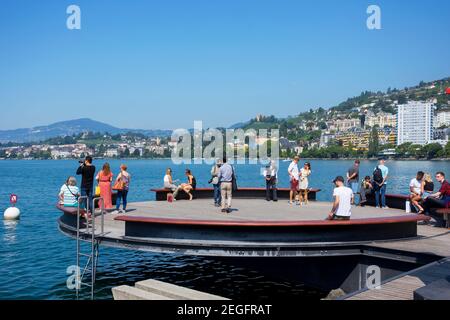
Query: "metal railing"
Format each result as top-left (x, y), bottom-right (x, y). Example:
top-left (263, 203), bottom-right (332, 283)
top-left (75, 195), bottom-right (105, 300)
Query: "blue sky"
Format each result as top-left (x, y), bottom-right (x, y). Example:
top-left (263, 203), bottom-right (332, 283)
top-left (0, 0), bottom-right (449, 130)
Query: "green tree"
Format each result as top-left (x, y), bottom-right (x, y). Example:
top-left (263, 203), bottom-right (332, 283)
top-left (368, 127), bottom-right (379, 157)
top-left (419, 143), bottom-right (443, 159)
top-left (445, 141), bottom-right (450, 157)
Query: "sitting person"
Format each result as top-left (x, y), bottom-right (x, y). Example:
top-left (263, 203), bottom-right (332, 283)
top-left (173, 169), bottom-right (196, 201)
top-left (327, 176), bottom-right (353, 221)
top-left (409, 171), bottom-right (425, 214)
top-left (359, 176), bottom-right (373, 206)
top-left (421, 173), bottom-right (434, 200)
top-left (423, 172), bottom-right (450, 222)
top-left (163, 168), bottom-right (178, 192)
top-left (59, 176), bottom-right (80, 208)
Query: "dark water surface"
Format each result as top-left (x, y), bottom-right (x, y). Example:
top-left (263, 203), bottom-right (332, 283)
top-left (0, 159), bottom-right (448, 299)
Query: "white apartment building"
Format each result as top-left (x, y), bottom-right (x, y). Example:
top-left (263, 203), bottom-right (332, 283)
top-left (397, 101), bottom-right (435, 145)
top-left (435, 110), bottom-right (450, 128)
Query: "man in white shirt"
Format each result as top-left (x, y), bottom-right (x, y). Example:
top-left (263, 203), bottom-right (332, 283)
top-left (288, 156), bottom-right (300, 204)
top-left (327, 176), bottom-right (354, 221)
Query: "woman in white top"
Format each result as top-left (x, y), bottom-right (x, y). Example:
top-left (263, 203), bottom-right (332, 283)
top-left (298, 162), bottom-right (311, 205)
top-left (163, 168), bottom-right (178, 192)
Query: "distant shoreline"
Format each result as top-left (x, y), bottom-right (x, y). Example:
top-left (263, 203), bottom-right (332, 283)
top-left (1, 157), bottom-right (450, 162)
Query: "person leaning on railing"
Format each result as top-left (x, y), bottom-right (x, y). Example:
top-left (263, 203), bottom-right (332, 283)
top-left (59, 176), bottom-right (80, 208)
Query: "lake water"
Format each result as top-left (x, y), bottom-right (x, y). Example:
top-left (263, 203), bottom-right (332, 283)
top-left (0, 159), bottom-right (448, 300)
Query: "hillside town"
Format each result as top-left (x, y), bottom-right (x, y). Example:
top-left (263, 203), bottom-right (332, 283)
top-left (1, 80), bottom-right (450, 160)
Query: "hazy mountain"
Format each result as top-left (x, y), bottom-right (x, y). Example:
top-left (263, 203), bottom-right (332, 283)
top-left (0, 118), bottom-right (172, 143)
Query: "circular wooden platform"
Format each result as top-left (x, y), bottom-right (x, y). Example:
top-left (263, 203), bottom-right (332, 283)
top-left (57, 199), bottom-right (429, 257)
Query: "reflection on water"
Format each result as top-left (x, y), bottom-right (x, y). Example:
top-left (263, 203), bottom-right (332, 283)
top-left (50, 251), bottom-right (326, 300)
top-left (2, 220), bottom-right (19, 244)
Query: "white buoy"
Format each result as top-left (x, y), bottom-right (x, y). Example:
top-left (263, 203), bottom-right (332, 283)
top-left (4, 207), bottom-right (21, 220)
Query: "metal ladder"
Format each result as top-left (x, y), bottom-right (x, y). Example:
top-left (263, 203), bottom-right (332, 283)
top-left (76, 196), bottom-right (105, 300)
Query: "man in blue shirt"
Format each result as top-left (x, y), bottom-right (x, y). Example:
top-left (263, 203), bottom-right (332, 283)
top-left (218, 157), bottom-right (233, 213)
top-left (373, 158), bottom-right (389, 209)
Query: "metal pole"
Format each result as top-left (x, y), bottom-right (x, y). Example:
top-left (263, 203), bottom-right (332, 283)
top-left (76, 198), bottom-right (80, 300)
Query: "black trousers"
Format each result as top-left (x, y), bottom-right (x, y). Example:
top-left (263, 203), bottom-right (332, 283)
top-left (423, 197), bottom-right (448, 227)
top-left (266, 178), bottom-right (278, 201)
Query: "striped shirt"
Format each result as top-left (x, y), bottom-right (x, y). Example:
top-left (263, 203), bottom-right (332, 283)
top-left (60, 184), bottom-right (79, 207)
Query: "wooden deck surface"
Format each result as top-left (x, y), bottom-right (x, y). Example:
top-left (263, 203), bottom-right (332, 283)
top-left (345, 258), bottom-right (450, 300)
top-left (105, 198), bottom-right (406, 222)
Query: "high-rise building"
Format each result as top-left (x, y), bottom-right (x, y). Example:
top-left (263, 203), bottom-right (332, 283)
top-left (397, 101), bottom-right (434, 145)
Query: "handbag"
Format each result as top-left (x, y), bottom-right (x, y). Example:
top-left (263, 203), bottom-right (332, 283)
top-left (112, 174), bottom-right (125, 191)
top-left (95, 186), bottom-right (101, 196)
top-left (231, 165), bottom-right (238, 191)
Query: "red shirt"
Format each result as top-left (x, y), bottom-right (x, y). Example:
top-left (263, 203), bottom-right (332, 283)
top-left (439, 180), bottom-right (450, 197)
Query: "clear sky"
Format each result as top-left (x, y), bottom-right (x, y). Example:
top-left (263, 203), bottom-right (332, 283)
top-left (0, 0), bottom-right (449, 130)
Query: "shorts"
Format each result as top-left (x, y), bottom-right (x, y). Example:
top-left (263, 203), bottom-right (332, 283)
top-left (332, 215), bottom-right (350, 221)
top-left (290, 179), bottom-right (299, 191)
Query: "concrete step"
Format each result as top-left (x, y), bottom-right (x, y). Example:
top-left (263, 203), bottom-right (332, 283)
top-left (135, 279), bottom-right (229, 300)
top-left (112, 285), bottom-right (171, 300)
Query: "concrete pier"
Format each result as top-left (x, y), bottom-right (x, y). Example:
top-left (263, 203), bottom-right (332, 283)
top-left (112, 279), bottom-right (228, 300)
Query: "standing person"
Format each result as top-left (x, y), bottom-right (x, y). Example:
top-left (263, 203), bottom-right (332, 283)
top-left (298, 162), bottom-right (311, 205)
top-left (327, 176), bottom-right (354, 221)
top-left (163, 168), bottom-right (178, 192)
top-left (359, 176), bottom-right (374, 206)
top-left (288, 156), bottom-right (300, 205)
top-left (210, 159), bottom-right (223, 207)
top-left (218, 157), bottom-right (233, 213)
top-left (96, 163), bottom-right (114, 210)
top-left (76, 156), bottom-right (96, 213)
top-left (264, 160), bottom-right (278, 202)
top-left (114, 164), bottom-right (131, 213)
top-left (373, 158), bottom-right (389, 209)
top-left (409, 171), bottom-right (425, 214)
top-left (347, 160), bottom-right (360, 205)
top-left (423, 172), bottom-right (450, 221)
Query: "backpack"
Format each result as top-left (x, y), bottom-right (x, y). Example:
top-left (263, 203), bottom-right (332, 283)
top-left (373, 166), bottom-right (383, 184)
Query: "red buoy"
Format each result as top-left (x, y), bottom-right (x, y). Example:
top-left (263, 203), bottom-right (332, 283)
top-left (10, 194), bottom-right (18, 206)
top-left (446, 87), bottom-right (450, 95)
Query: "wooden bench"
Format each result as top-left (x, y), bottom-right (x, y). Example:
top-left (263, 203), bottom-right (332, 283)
top-left (114, 214), bottom-right (430, 227)
top-left (114, 214), bottom-right (430, 242)
top-left (150, 187), bottom-right (321, 201)
top-left (364, 193), bottom-right (410, 210)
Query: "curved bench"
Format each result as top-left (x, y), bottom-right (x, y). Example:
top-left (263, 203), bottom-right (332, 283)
top-left (113, 214), bottom-right (429, 243)
top-left (364, 193), bottom-right (410, 210)
top-left (151, 187), bottom-right (321, 201)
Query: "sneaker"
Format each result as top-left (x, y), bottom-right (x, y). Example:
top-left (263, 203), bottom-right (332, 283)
top-left (382, 206), bottom-right (390, 210)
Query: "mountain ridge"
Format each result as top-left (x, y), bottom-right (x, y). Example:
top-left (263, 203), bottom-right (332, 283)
top-left (0, 118), bottom-right (172, 143)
